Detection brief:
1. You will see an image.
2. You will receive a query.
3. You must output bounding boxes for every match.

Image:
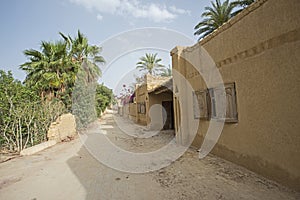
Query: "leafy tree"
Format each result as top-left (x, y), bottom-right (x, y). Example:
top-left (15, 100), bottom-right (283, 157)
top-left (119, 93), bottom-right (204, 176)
top-left (95, 84), bottom-right (114, 117)
top-left (194, 0), bottom-right (235, 40)
top-left (1, 31), bottom-right (108, 152)
top-left (71, 64), bottom-right (98, 129)
top-left (60, 30), bottom-right (106, 113)
top-left (136, 53), bottom-right (165, 76)
top-left (59, 31), bottom-right (106, 128)
top-left (72, 74), bottom-right (113, 129)
top-left (0, 70), bottom-right (65, 152)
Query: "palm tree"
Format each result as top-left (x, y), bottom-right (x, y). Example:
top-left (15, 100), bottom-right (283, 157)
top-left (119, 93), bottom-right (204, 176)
top-left (59, 30), bottom-right (105, 82)
top-left (136, 53), bottom-right (165, 76)
top-left (21, 30), bottom-right (105, 109)
top-left (20, 31), bottom-right (104, 102)
top-left (20, 40), bottom-right (73, 99)
top-left (160, 65), bottom-right (172, 77)
top-left (194, 0), bottom-right (235, 40)
top-left (231, 0), bottom-right (255, 16)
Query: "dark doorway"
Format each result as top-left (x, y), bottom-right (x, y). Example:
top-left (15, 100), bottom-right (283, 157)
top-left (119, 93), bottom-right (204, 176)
top-left (162, 101), bottom-right (174, 130)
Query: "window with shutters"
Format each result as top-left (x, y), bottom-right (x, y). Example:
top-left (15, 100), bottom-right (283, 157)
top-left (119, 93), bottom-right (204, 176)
top-left (207, 83), bottom-right (238, 123)
top-left (193, 90), bottom-right (208, 119)
top-left (137, 102), bottom-right (146, 114)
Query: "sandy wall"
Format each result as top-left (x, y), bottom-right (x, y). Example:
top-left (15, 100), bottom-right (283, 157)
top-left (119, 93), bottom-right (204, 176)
top-left (171, 0), bottom-right (300, 191)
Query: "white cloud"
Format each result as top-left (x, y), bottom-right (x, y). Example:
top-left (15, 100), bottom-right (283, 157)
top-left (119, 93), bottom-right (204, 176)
top-left (145, 4), bottom-right (176, 22)
top-left (169, 5), bottom-right (191, 15)
top-left (96, 14), bottom-right (103, 21)
top-left (69, 0), bottom-right (187, 22)
top-left (70, 0), bottom-right (120, 14)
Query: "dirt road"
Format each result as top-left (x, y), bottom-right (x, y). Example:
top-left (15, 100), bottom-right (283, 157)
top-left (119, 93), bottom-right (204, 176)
top-left (0, 113), bottom-right (299, 200)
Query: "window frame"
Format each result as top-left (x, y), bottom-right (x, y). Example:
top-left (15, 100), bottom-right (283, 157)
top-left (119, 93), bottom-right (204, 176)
top-left (192, 89), bottom-right (209, 119)
top-left (207, 82), bottom-right (238, 123)
top-left (137, 102), bottom-right (146, 114)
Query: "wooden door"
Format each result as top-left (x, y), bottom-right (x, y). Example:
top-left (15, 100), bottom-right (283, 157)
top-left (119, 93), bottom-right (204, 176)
top-left (162, 101), bottom-right (174, 130)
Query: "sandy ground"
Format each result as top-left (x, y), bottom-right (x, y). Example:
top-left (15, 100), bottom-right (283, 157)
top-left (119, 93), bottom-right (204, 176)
top-left (0, 113), bottom-right (299, 200)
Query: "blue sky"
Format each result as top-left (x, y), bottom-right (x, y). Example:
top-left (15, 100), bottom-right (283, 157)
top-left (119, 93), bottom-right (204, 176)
top-left (0, 0), bottom-right (212, 94)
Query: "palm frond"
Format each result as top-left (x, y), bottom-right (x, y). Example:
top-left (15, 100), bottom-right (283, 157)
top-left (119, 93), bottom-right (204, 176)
top-left (194, 0), bottom-right (243, 40)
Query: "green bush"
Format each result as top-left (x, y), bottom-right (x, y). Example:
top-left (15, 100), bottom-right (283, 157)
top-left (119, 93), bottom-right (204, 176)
top-left (0, 70), bottom-right (65, 153)
top-left (95, 84), bottom-right (114, 117)
top-left (71, 67), bottom-right (98, 130)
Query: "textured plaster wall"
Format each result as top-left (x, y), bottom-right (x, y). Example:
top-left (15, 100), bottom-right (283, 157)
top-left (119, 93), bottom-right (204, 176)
top-left (135, 75), bottom-right (173, 127)
top-left (128, 103), bottom-right (137, 122)
top-left (148, 92), bottom-right (173, 129)
top-left (171, 0), bottom-right (300, 191)
top-left (135, 84), bottom-right (148, 125)
top-left (47, 113), bottom-right (77, 142)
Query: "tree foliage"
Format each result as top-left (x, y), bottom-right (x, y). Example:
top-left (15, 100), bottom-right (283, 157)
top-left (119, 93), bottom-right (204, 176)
top-left (136, 53), bottom-right (165, 76)
top-left (72, 69), bottom-right (114, 129)
top-left (231, 0), bottom-right (255, 16)
top-left (20, 30), bottom-right (105, 111)
top-left (194, 0), bottom-right (255, 40)
top-left (1, 30), bottom-right (112, 152)
top-left (0, 70), bottom-right (65, 152)
top-left (95, 84), bottom-right (114, 117)
top-left (160, 65), bottom-right (172, 77)
top-left (20, 41), bottom-right (74, 101)
top-left (71, 63), bottom-right (98, 129)
top-left (194, 0), bottom-right (235, 40)
top-left (59, 30), bottom-right (104, 82)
